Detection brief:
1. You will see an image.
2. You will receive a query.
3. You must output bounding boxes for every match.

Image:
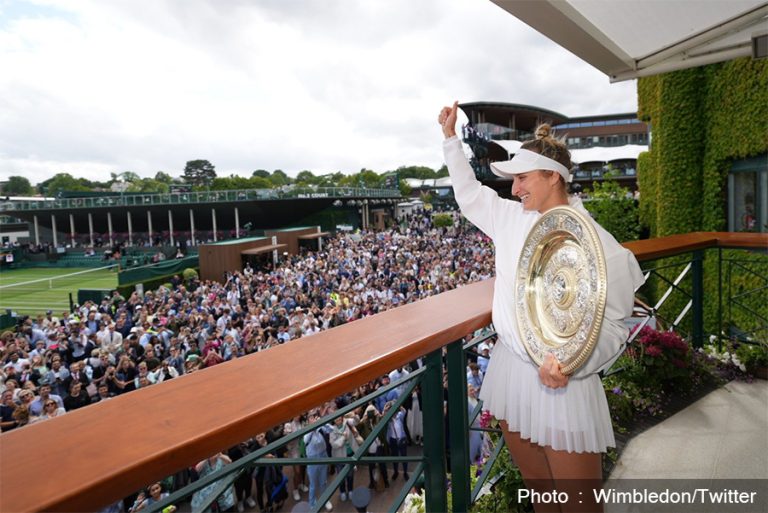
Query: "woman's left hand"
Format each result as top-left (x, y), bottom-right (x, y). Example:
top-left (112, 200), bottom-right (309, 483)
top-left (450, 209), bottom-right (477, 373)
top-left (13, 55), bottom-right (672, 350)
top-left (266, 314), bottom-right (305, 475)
top-left (538, 353), bottom-right (569, 389)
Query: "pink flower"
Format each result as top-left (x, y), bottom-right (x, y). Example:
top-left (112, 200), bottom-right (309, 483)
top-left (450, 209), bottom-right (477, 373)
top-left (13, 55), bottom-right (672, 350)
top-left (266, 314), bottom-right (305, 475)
top-left (645, 345), bottom-right (663, 357)
top-left (479, 410), bottom-right (493, 429)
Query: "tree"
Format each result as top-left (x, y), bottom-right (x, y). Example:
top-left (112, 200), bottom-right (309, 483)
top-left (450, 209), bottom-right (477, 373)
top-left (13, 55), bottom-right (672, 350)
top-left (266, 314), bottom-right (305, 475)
top-left (209, 176), bottom-right (235, 191)
top-left (249, 176), bottom-right (273, 189)
top-left (399, 179), bottom-right (413, 197)
top-left (295, 170), bottom-right (318, 186)
top-left (109, 171), bottom-right (141, 190)
top-left (42, 173), bottom-right (92, 196)
top-left (268, 169), bottom-right (291, 187)
top-left (3, 176), bottom-right (33, 195)
top-left (432, 212), bottom-right (454, 228)
top-left (583, 172), bottom-right (640, 242)
top-left (395, 165), bottom-right (440, 180)
top-left (154, 171), bottom-right (173, 184)
top-left (339, 169), bottom-right (382, 189)
top-left (137, 178), bottom-right (169, 193)
top-left (210, 175), bottom-right (257, 191)
top-left (317, 172), bottom-right (345, 187)
top-left (357, 169), bottom-right (382, 188)
top-left (183, 160), bottom-right (217, 188)
top-left (252, 169), bottom-right (270, 179)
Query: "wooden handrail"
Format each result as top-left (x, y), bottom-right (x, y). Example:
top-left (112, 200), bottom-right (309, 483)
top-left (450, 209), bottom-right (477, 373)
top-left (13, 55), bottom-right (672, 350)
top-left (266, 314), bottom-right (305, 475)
top-left (1, 280), bottom-right (493, 513)
top-left (621, 231), bottom-right (767, 261)
top-left (1, 232), bottom-right (765, 512)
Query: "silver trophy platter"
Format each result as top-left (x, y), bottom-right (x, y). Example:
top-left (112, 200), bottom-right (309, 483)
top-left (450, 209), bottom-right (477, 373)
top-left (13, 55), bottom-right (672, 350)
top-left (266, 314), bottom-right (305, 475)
top-left (515, 205), bottom-right (607, 374)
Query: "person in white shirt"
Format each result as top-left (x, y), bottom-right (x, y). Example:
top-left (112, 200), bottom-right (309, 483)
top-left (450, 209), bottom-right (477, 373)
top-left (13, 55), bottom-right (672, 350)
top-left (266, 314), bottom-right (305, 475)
top-left (97, 323), bottom-right (123, 352)
top-left (387, 366), bottom-right (410, 399)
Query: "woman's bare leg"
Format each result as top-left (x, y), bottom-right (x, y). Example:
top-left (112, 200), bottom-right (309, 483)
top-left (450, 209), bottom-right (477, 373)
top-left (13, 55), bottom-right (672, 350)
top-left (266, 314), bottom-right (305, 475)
top-left (500, 421), bottom-right (559, 513)
top-left (543, 446), bottom-right (603, 513)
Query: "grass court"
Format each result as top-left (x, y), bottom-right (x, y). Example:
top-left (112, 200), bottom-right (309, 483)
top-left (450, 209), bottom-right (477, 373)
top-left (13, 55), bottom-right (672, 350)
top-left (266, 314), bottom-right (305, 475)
top-left (0, 266), bottom-right (118, 316)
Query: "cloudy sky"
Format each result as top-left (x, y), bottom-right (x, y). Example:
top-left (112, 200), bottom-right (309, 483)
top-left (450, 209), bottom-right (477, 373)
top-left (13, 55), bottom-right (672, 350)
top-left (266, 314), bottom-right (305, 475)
top-left (0, 0), bottom-right (637, 185)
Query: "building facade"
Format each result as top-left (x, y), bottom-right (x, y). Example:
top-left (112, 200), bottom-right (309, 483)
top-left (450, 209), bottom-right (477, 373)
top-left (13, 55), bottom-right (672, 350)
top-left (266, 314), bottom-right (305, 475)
top-left (458, 102), bottom-right (649, 194)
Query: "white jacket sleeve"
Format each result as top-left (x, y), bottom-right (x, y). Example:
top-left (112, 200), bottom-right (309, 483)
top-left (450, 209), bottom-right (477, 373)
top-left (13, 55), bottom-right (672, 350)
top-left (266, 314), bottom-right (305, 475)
top-left (572, 246), bottom-right (645, 378)
top-left (443, 136), bottom-right (500, 240)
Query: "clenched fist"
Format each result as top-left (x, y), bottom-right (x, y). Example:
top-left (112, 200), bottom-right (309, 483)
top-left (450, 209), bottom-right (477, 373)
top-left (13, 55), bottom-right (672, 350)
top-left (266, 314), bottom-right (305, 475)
top-left (438, 101), bottom-right (459, 139)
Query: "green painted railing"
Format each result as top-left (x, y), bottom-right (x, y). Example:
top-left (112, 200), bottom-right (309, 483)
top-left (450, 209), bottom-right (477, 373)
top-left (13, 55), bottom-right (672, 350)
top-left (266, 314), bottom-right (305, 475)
top-left (142, 336), bottom-right (504, 513)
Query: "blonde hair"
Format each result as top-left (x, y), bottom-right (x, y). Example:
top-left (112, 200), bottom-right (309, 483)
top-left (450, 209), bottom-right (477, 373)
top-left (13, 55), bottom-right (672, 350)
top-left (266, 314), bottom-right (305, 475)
top-left (521, 123), bottom-right (572, 172)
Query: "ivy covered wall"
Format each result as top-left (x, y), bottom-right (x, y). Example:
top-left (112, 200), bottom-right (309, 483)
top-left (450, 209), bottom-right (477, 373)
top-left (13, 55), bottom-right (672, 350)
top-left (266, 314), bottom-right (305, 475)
top-left (636, 58), bottom-right (768, 339)
top-left (637, 57), bottom-right (768, 236)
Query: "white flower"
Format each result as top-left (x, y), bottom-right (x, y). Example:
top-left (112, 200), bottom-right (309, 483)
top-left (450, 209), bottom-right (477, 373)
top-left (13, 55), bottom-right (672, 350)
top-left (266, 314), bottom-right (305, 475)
top-left (402, 491), bottom-right (426, 513)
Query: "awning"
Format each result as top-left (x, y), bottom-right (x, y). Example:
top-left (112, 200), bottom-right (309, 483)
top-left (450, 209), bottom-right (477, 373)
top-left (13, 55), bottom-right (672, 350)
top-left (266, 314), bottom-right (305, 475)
top-left (298, 232), bottom-right (331, 240)
top-left (241, 243), bottom-right (287, 255)
top-left (491, 0), bottom-right (768, 82)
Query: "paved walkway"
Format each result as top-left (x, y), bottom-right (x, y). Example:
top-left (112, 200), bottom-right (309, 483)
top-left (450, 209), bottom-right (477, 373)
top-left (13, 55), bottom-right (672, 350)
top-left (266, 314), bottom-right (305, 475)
top-left (608, 379), bottom-right (768, 480)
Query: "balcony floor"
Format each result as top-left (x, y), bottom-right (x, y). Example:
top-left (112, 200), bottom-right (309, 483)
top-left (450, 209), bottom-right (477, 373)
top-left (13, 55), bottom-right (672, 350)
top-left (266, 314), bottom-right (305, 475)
top-left (608, 379), bottom-right (768, 480)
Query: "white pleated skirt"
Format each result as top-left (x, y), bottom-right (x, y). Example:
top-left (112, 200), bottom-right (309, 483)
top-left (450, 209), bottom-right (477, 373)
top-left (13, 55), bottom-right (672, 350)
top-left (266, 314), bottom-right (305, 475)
top-left (479, 342), bottom-right (615, 453)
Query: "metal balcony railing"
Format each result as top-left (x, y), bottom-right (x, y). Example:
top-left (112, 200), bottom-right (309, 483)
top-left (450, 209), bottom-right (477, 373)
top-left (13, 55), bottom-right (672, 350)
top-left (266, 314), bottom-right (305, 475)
top-left (1, 232), bottom-right (766, 513)
top-left (0, 187), bottom-right (402, 212)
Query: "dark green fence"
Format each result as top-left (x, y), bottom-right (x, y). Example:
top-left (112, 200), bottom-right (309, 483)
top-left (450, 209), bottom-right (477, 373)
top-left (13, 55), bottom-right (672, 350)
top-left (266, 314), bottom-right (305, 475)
top-left (118, 256), bottom-right (199, 286)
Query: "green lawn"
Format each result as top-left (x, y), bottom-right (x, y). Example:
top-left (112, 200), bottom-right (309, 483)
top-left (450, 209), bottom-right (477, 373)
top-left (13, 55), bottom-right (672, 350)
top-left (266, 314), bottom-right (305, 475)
top-left (0, 267), bottom-right (118, 316)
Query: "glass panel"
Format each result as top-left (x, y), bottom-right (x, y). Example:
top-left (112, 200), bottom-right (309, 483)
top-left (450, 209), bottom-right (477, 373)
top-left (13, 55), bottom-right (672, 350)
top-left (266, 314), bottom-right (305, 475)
top-left (731, 172), bottom-right (758, 232)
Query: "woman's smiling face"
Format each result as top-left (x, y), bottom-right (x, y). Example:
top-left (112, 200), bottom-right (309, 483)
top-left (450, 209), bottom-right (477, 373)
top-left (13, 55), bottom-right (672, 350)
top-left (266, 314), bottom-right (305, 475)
top-left (511, 170), bottom-right (562, 213)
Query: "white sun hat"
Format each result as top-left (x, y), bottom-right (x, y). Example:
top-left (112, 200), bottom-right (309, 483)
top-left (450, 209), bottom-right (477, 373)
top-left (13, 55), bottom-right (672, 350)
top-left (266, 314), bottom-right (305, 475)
top-left (490, 149), bottom-right (572, 182)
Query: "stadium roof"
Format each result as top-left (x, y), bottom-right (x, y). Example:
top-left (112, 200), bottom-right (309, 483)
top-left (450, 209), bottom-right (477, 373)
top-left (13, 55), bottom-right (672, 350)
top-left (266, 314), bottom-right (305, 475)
top-left (491, 0), bottom-right (768, 82)
top-left (570, 144), bottom-right (648, 164)
top-left (460, 101), bottom-right (568, 126)
top-left (490, 139), bottom-right (523, 155)
top-left (490, 140), bottom-right (648, 164)
top-left (404, 177), bottom-right (453, 188)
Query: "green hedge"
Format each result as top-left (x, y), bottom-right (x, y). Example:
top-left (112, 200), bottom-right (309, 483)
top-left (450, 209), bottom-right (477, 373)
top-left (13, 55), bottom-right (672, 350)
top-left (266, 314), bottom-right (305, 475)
top-left (701, 58), bottom-right (768, 231)
top-left (638, 57), bottom-right (768, 236)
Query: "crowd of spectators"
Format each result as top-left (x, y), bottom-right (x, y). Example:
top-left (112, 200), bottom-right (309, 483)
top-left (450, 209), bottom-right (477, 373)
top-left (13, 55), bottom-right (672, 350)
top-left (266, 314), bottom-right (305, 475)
top-left (1, 210), bottom-right (497, 512)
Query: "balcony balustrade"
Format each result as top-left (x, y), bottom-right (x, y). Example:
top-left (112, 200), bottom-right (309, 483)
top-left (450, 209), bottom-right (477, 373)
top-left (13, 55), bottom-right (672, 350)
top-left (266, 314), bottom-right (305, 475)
top-left (1, 232), bottom-right (765, 513)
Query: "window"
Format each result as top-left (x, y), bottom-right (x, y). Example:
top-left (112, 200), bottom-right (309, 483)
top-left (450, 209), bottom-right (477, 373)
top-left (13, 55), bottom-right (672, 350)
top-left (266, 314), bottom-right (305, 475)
top-left (728, 155), bottom-right (767, 233)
